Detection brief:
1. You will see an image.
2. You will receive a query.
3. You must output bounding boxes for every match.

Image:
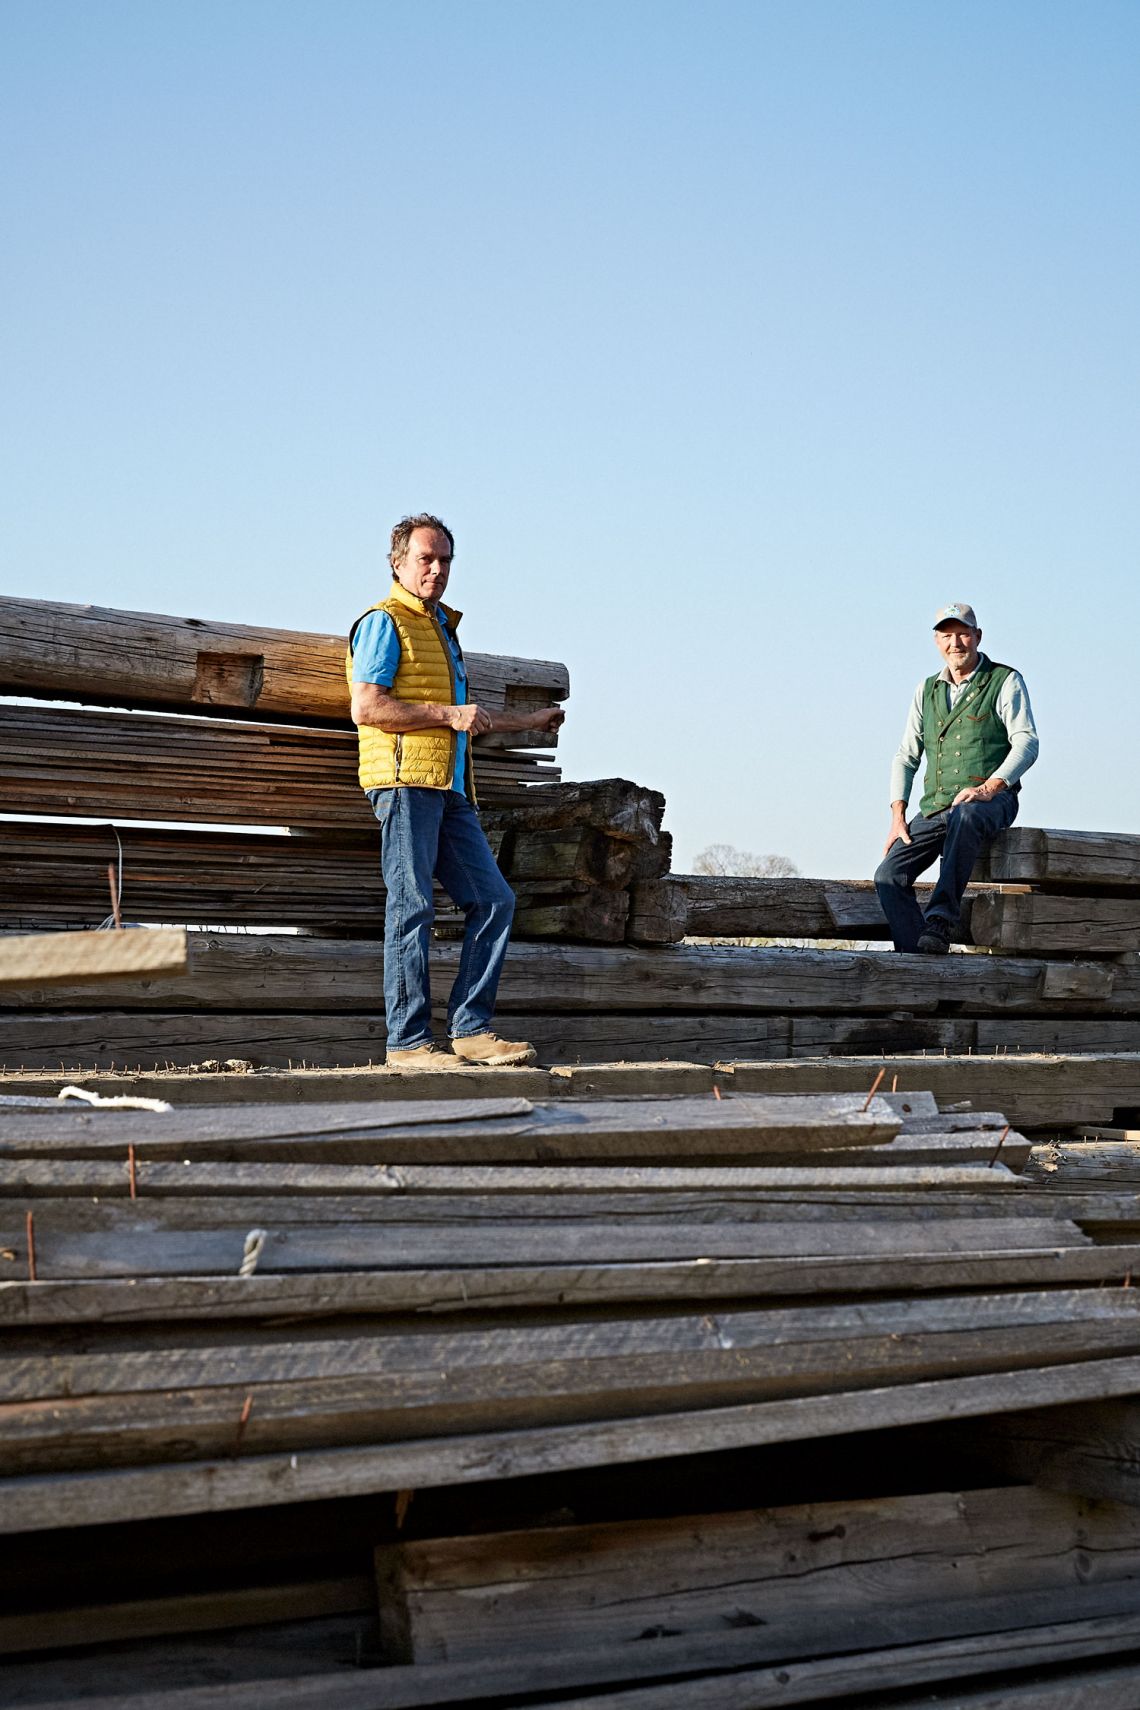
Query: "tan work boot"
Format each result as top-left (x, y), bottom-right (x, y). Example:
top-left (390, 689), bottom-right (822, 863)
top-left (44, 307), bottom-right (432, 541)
top-left (386, 1042), bottom-right (470, 1071)
top-left (450, 1032), bottom-right (538, 1067)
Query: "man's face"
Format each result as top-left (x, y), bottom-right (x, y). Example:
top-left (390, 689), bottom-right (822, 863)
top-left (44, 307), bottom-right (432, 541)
top-left (395, 526), bottom-right (453, 606)
top-left (934, 620), bottom-right (982, 676)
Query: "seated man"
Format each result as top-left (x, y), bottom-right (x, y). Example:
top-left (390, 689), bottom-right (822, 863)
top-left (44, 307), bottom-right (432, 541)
top-left (348, 512), bottom-right (565, 1068)
top-left (875, 603), bottom-right (1038, 954)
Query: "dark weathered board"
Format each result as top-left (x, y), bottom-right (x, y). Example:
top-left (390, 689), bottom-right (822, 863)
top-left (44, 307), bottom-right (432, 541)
top-left (375, 1484), bottom-right (1140, 1668)
top-left (8, 1241), bottom-right (1130, 1322)
top-left (0, 818), bottom-right (658, 937)
top-left (0, 705), bottom-right (558, 827)
top-left (629, 875), bottom-right (940, 943)
top-left (0, 593), bottom-right (569, 721)
top-left (2, 934), bottom-right (1123, 1014)
top-left (8, 1355), bottom-right (1140, 1532)
top-left (13, 1611), bottom-right (1140, 1710)
top-left (970, 891), bottom-right (1140, 953)
top-left (954, 1397), bottom-right (1140, 1510)
top-left (982, 826), bottom-right (1140, 888)
top-left (724, 1054), bottom-right (1140, 1129)
top-left (0, 1093), bottom-right (899, 1165)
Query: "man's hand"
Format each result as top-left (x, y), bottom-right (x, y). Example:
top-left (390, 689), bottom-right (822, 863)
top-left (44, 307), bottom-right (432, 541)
top-left (448, 703), bottom-right (493, 736)
top-left (883, 803), bottom-right (912, 857)
top-left (951, 779), bottom-right (1007, 808)
top-left (524, 706), bottom-right (566, 734)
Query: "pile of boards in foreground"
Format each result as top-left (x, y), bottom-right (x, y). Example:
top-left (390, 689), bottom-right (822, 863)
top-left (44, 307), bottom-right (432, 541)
top-left (7, 1087), bottom-right (1140, 1705)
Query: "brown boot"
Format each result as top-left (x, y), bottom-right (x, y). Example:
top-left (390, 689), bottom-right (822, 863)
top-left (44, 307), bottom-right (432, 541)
top-left (385, 1042), bottom-right (470, 1071)
top-left (450, 1032), bottom-right (538, 1067)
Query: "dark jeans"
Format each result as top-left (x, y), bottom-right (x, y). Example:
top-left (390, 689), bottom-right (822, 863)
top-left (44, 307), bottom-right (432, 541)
top-left (368, 787), bottom-right (516, 1051)
top-left (874, 791), bottom-right (1019, 953)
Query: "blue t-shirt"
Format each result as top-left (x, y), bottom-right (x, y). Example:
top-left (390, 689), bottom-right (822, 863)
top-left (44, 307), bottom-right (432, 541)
top-left (351, 607), bottom-right (468, 794)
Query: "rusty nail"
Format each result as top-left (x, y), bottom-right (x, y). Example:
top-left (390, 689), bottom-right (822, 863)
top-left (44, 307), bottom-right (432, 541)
top-left (25, 1210), bottom-right (36, 1282)
top-left (232, 1393), bottom-right (254, 1455)
top-left (987, 1124), bottom-right (1012, 1168)
top-left (862, 1068), bottom-right (886, 1112)
top-left (128, 1143), bottom-right (138, 1201)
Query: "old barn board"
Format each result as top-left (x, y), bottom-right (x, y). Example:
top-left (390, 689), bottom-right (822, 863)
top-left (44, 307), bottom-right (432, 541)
top-left (0, 929), bottom-right (187, 986)
top-left (982, 826), bottom-right (1140, 887)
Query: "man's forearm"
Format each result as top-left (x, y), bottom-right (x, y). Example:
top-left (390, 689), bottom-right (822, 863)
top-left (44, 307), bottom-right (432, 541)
top-left (351, 686), bottom-right (458, 733)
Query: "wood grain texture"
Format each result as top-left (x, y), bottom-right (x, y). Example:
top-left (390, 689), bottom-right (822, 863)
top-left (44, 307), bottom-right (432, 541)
top-left (0, 593), bottom-right (569, 720)
top-left (970, 891), bottom-right (1140, 953)
top-left (2, 934), bottom-right (1122, 1015)
top-left (982, 826), bottom-right (1140, 887)
top-left (0, 705), bottom-right (558, 827)
top-left (0, 929), bottom-right (187, 987)
top-left (9, 1355), bottom-right (1140, 1532)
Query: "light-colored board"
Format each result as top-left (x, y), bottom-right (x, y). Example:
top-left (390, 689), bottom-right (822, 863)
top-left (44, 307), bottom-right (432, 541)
top-left (8, 1353), bottom-right (1140, 1532)
top-left (0, 593), bottom-right (569, 721)
top-left (0, 930), bottom-right (187, 988)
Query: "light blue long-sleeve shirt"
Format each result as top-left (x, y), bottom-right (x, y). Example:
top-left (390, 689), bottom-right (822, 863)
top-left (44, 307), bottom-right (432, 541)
top-left (889, 654), bottom-right (1039, 806)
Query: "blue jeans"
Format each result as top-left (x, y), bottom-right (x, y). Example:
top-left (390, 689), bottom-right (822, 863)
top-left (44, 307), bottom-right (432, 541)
top-left (368, 788), bottom-right (516, 1051)
top-left (874, 790), bottom-right (1019, 953)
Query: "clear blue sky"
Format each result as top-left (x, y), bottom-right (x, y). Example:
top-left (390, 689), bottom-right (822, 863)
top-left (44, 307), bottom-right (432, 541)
top-left (2, 0), bottom-right (1137, 875)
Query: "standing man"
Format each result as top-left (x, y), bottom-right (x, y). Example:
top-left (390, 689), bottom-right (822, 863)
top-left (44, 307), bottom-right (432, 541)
top-left (875, 604), bottom-right (1038, 954)
top-left (348, 513), bottom-right (565, 1068)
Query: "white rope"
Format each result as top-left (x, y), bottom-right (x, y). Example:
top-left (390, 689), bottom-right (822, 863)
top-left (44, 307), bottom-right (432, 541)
top-left (96, 827), bottom-right (126, 930)
top-left (239, 1229), bottom-right (268, 1277)
top-left (57, 1085), bottom-right (173, 1114)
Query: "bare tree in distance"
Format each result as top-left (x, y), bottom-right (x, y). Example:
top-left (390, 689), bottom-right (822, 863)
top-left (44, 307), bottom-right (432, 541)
top-left (693, 843), bottom-right (800, 878)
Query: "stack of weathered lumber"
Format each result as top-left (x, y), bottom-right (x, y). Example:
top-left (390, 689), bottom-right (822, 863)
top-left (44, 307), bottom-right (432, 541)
top-left (630, 825), bottom-right (1140, 956)
top-left (5, 931), bottom-right (1140, 1101)
top-left (6, 1087), bottom-right (1140, 1704)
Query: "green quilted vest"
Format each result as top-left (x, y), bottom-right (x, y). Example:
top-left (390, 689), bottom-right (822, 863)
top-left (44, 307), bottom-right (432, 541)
top-left (919, 657), bottom-right (1014, 815)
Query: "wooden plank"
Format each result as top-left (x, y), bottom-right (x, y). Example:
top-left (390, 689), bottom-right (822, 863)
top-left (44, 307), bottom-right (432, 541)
top-left (0, 1212), bottom-right (1083, 1283)
top-left (723, 1055), bottom-right (1140, 1130)
top-left (9, 1354), bottom-right (1140, 1533)
top-left (0, 1573), bottom-right (373, 1656)
top-left (2, 934), bottom-right (1122, 1016)
top-left (983, 826), bottom-right (1140, 887)
top-left (1, 1158), bottom-right (1019, 1201)
top-left (375, 1485), bottom-right (1140, 1668)
top-left (954, 1397), bottom-right (1140, 1510)
top-left (0, 1093), bottom-right (903, 1164)
top-left (6, 1242), bottom-right (1127, 1322)
top-left (0, 929), bottom-right (187, 987)
top-left (534, 1642), bottom-right (1140, 1710)
top-left (0, 705), bottom-right (557, 827)
top-left (0, 593), bottom-right (569, 720)
top-left (1024, 1142), bottom-right (1140, 1188)
top-left (2, 1291), bottom-right (1139, 1477)
top-left (0, 1010), bottom-right (795, 1073)
top-left (971, 891), bottom-right (1140, 954)
top-left (15, 1610), bottom-right (1140, 1710)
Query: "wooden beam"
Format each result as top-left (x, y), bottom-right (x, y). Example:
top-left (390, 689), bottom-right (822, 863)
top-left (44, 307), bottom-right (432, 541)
top-left (0, 593), bottom-right (569, 721)
top-left (0, 929), bottom-right (187, 988)
top-left (2, 933), bottom-right (1123, 1016)
top-left (970, 891), bottom-right (1140, 954)
top-left (982, 826), bottom-right (1140, 888)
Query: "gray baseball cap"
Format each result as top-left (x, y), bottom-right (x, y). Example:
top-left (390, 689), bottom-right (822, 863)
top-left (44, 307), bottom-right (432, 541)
top-left (933, 603), bottom-right (979, 629)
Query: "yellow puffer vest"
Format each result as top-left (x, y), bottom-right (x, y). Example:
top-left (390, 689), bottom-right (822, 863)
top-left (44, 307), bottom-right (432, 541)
top-left (345, 582), bottom-right (473, 796)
